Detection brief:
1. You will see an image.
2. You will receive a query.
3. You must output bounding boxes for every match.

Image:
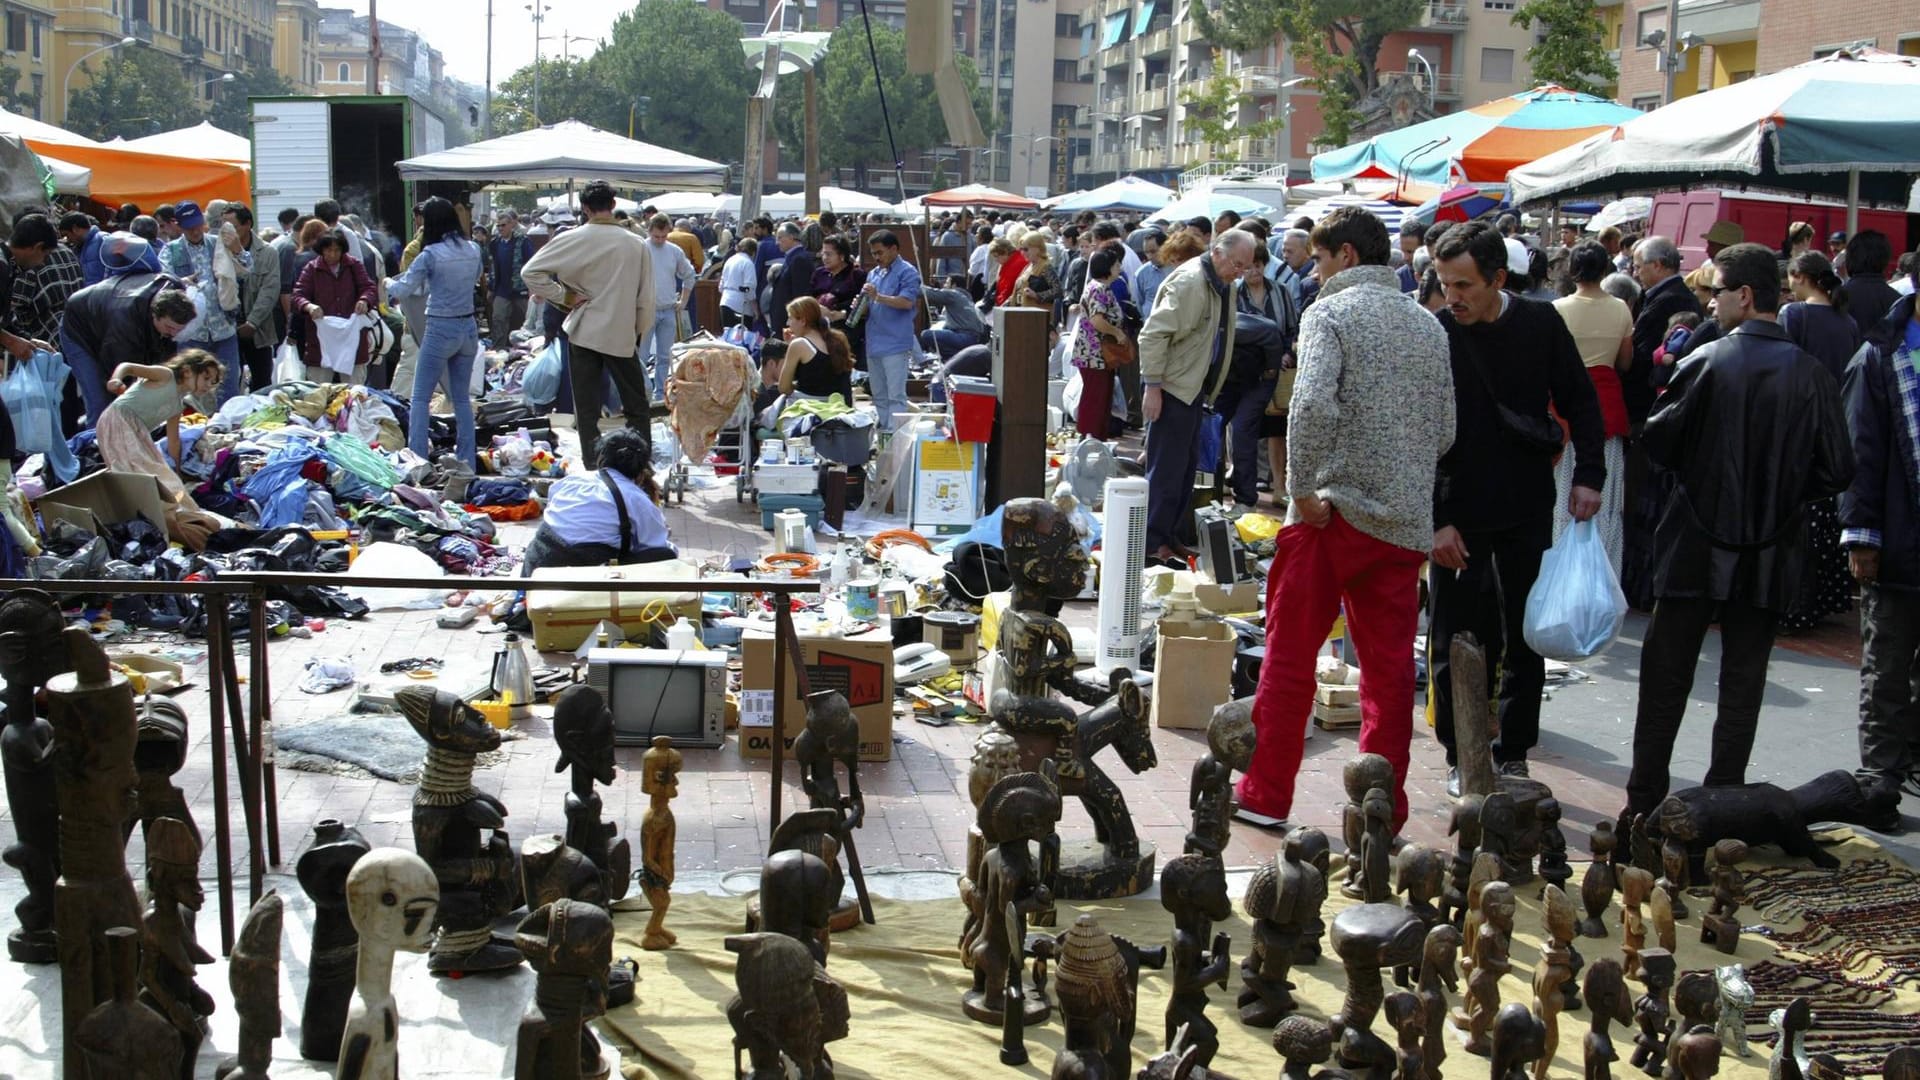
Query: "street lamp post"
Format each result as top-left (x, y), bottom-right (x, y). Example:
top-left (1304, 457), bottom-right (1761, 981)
top-left (1406, 48), bottom-right (1436, 109)
top-left (61, 36), bottom-right (138, 128)
top-left (526, 1), bottom-right (550, 123)
top-left (1018, 133), bottom-right (1061, 194)
top-left (629, 96), bottom-right (650, 140)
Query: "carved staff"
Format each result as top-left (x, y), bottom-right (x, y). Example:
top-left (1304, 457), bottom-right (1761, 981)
top-left (1002, 899), bottom-right (1027, 1066)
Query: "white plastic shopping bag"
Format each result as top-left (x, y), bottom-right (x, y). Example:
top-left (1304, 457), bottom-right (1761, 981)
top-left (272, 341), bottom-right (305, 384)
top-left (1522, 519), bottom-right (1628, 661)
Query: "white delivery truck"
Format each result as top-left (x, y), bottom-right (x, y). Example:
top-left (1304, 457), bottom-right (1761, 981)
top-left (248, 94), bottom-right (448, 238)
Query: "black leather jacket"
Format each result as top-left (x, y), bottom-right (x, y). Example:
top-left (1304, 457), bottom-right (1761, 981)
top-left (1840, 293), bottom-right (1920, 589)
top-left (1643, 318), bottom-right (1853, 609)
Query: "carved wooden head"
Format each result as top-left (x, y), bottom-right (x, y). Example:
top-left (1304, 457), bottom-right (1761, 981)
top-left (397, 686), bottom-right (501, 755)
top-left (550, 684), bottom-right (615, 785)
top-left (346, 847), bottom-right (440, 954)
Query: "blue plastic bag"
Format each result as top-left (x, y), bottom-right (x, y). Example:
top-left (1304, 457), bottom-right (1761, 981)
top-left (1195, 408), bottom-right (1226, 474)
top-left (1522, 520), bottom-right (1628, 660)
top-left (2, 350), bottom-right (80, 483)
top-left (521, 338), bottom-right (563, 407)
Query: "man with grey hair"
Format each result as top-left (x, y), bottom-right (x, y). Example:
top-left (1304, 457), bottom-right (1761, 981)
top-left (486, 209), bottom-right (532, 343)
top-left (1622, 234), bottom-right (1704, 607)
top-left (765, 219), bottom-right (817, 339)
top-left (1275, 228), bottom-right (1316, 312)
top-left (1137, 228), bottom-right (1256, 562)
top-left (1601, 271), bottom-right (1640, 309)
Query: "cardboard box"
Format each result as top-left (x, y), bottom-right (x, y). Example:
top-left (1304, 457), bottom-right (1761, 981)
top-left (1150, 617), bottom-right (1237, 730)
top-left (525, 562), bottom-right (704, 652)
top-left (36, 471), bottom-right (172, 540)
top-left (1196, 580), bottom-right (1262, 617)
top-left (738, 629), bottom-right (895, 761)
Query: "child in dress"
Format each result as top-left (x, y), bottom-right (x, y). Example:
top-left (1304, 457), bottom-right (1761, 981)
top-left (99, 349), bottom-right (224, 507)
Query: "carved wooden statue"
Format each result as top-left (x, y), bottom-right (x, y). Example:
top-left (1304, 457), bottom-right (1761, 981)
top-left (519, 835), bottom-right (635, 1037)
top-left (1477, 792), bottom-right (1521, 888)
top-left (1495, 777), bottom-right (1554, 885)
top-left (1884, 1046), bottom-right (1920, 1080)
top-left (1274, 1015), bottom-right (1342, 1080)
top-left (73, 926), bottom-right (183, 1080)
top-left (756, 845), bottom-right (837, 965)
top-left (515, 898), bottom-right (615, 1080)
top-left (141, 815), bottom-right (215, 1080)
top-left (0, 587), bottom-right (70, 965)
top-left (1551, 881), bottom-right (1586, 1011)
top-left (1384, 991), bottom-right (1426, 1080)
top-left (1713, 965), bottom-right (1752, 1058)
top-left (48, 627), bottom-right (143, 1080)
top-left (1493, 1003), bottom-right (1548, 1080)
top-left (961, 727), bottom-right (1023, 949)
top-left (1629, 949), bottom-right (1677, 1078)
top-left (794, 688), bottom-right (872, 927)
top-left (1293, 827), bottom-right (1333, 966)
top-left (1460, 880), bottom-right (1517, 1057)
top-left (1052, 915), bottom-right (1131, 1080)
top-left (964, 768), bottom-right (1062, 1025)
top-left (1330, 901), bottom-right (1426, 1074)
top-left (1768, 999), bottom-right (1811, 1080)
top-left (991, 497), bottom-right (1156, 900)
top-left (296, 818), bottom-right (370, 1061)
top-left (1585, 959), bottom-right (1633, 1080)
top-left (1162, 852), bottom-right (1233, 1067)
top-left (1240, 830), bottom-right (1327, 1027)
top-left (1187, 698), bottom-right (1255, 857)
top-left (130, 696), bottom-right (198, 849)
top-left (338, 847), bottom-right (440, 1080)
top-left (1535, 886), bottom-right (1577, 1080)
top-left (1651, 886), bottom-right (1677, 956)
top-left (551, 685), bottom-right (632, 907)
top-left (396, 685), bottom-right (522, 975)
top-left (1443, 795), bottom-right (1486, 930)
top-left (1619, 867), bottom-right (1654, 980)
top-left (1668, 1028), bottom-right (1723, 1080)
top-left (1418, 925), bottom-right (1462, 1080)
top-left (1657, 833), bottom-right (1692, 923)
top-left (216, 890), bottom-right (283, 1080)
top-left (1459, 852), bottom-right (1505, 992)
top-left (1393, 845), bottom-right (1444, 989)
top-left (726, 931), bottom-right (848, 1080)
top-left (640, 735), bottom-right (683, 949)
top-left (1342, 754), bottom-right (1396, 901)
top-left (1628, 814), bottom-right (1663, 879)
top-left (1581, 822), bottom-right (1619, 940)
top-left (1668, 973), bottom-right (1721, 1080)
top-left (1700, 840), bottom-right (1748, 954)
top-left (1538, 797), bottom-right (1572, 897)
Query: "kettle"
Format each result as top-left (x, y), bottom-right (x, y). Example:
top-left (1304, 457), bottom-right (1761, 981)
top-left (490, 631), bottom-right (536, 722)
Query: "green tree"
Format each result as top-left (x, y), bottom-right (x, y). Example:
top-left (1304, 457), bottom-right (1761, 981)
top-left (1192, 0), bottom-right (1422, 148)
top-left (1180, 56), bottom-right (1287, 162)
top-left (0, 61), bottom-right (39, 116)
top-left (64, 47), bottom-right (202, 142)
top-left (595, 0), bottom-right (753, 162)
top-left (490, 56), bottom-right (625, 135)
top-left (208, 64), bottom-right (294, 136)
top-left (1511, 0), bottom-right (1618, 95)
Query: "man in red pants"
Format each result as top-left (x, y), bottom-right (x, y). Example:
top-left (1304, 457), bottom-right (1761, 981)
top-left (1235, 207), bottom-right (1455, 833)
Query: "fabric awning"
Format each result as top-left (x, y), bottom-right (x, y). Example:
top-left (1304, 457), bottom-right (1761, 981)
top-left (1102, 12), bottom-right (1128, 48)
top-left (1133, 0), bottom-right (1158, 36)
top-left (398, 120), bottom-right (729, 191)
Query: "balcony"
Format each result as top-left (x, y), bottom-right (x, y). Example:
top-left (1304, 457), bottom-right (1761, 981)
top-left (1382, 68), bottom-right (1462, 99)
top-left (1139, 24), bottom-right (1172, 57)
top-left (1078, 54), bottom-right (1095, 80)
top-left (180, 34), bottom-right (204, 59)
top-left (1136, 83), bottom-right (1171, 113)
top-left (1235, 65), bottom-right (1284, 93)
top-left (1094, 150), bottom-right (1123, 174)
top-left (129, 19), bottom-right (154, 44)
top-left (1074, 153), bottom-right (1093, 174)
top-left (1420, 0), bottom-right (1470, 31)
top-left (1101, 39), bottom-right (1136, 66)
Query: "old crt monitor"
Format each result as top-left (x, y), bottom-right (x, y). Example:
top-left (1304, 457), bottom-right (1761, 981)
top-left (584, 648), bottom-right (727, 748)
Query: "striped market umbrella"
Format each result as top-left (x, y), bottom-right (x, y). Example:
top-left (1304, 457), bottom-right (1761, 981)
top-left (1312, 85), bottom-right (1644, 190)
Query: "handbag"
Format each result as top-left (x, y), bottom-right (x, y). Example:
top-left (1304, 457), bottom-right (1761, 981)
top-left (1459, 335), bottom-right (1564, 455)
top-left (1099, 333), bottom-right (1135, 367)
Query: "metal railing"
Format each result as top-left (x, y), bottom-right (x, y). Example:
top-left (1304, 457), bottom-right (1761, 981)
top-left (1383, 68), bottom-right (1463, 98)
top-left (1423, 0), bottom-right (1470, 27)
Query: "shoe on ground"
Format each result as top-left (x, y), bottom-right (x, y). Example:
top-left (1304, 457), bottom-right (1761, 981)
top-left (1233, 806), bottom-right (1289, 830)
top-left (1499, 759), bottom-right (1530, 778)
top-left (1902, 770), bottom-right (1920, 800)
top-left (1446, 766), bottom-right (1461, 799)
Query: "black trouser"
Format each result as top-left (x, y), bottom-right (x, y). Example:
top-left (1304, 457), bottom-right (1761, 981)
top-left (1858, 584), bottom-right (1920, 786)
top-left (1427, 517), bottom-right (1550, 767)
top-left (241, 339), bottom-right (274, 394)
top-left (1624, 595), bottom-right (1777, 816)
top-left (569, 343), bottom-right (651, 470)
top-left (521, 523), bottom-right (675, 575)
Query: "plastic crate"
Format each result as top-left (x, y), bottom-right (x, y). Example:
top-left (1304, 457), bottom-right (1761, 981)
top-left (760, 493), bottom-right (826, 531)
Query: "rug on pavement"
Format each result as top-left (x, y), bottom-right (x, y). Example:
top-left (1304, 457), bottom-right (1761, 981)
top-left (276, 712), bottom-right (516, 781)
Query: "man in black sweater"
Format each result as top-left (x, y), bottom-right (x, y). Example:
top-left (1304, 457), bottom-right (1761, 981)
top-left (1429, 222), bottom-right (1608, 795)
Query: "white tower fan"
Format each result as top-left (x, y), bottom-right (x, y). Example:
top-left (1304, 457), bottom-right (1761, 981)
top-left (1097, 477), bottom-right (1150, 674)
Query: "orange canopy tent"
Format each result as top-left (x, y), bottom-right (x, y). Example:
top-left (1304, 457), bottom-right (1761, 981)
top-left (22, 138), bottom-right (249, 209)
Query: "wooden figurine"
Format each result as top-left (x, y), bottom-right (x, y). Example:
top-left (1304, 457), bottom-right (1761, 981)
top-left (1651, 885), bottom-right (1677, 956)
top-left (1492, 1002), bottom-right (1548, 1080)
top-left (1581, 822), bottom-right (1619, 940)
top-left (1549, 881), bottom-right (1586, 1011)
top-left (1660, 775), bottom-right (1901, 874)
top-left (1657, 833), bottom-right (1692, 922)
top-left (1585, 959), bottom-right (1633, 1080)
top-left (1883, 1046), bottom-right (1920, 1080)
top-left (0, 587), bottom-right (70, 965)
top-left (1417, 925), bottom-right (1463, 1080)
top-left (1384, 991), bottom-right (1427, 1080)
top-left (960, 727), bottom-right (1023, 949)
top-left (1713, 965), bottom-right (1753, 1058)
top-left (514, 899), bottom-right (616, 1080)
top-left (1459, 881), bottom-right (1517, 1057)
top-left (1341, 754), bottom-right (1396, 900)
top-left (396, 685), bottom-right (522, 975)
top-left (794, 689), bottom-right (872, 927)
top-left (73, 926), bottom-right (183, 1080)
top-left (1668, 973), bottom-right (1721, 1080)
top-left (1495, 777), bottom-right (1554, 886)
top-left (1628, 814), bottom-right (1663, 880)
top-left (1052, 914), bottom-right (1131, 1080)
top-left (1186, 698), bottom-right (1255, 857)
top-left (1329, 901), bottom-right (1426, 1074)
top-left (1161, 852), bottom-right (1232, 1067)
top-left (1629, 949), bottom-right (1677, 1078)
top-left (1538, 797), bottom-right (1572, 897)
top-left (1392, 844), bottom-right (1444, 989)
top-left (130, 696), bottom-right (199, 849)
top-left (1459, 852), bottom-right (1505, 991)
top-left (141, 815), bottom-right (215, 1080)
top-left (1273, 1015), bottom-right (1342, 1080)
top-left (551, 685), bottom-right (632, 907)
top-left (296, 819), bottom-right (370, 1061)
top-left (1443, 795), bottom-right (1486, 930)
top-left (1240, 830), bottom-right (1327, 1027)
top-left (338, 847), bottom-right (440, 1080)
top-left (1668, 1028), bottom-right (1723, 1080)
top-left (726, 931), bottom-right (848, 1080)
top-left (1535, 886), bottom-right (1577, 1080)
top-left (519, 834), bottom-right (636, 1024)
top-left (1768, 999), bottom-right (1811, 1080)
top-left (48, 627), bottom-right (143, 1080)
top-left (991, 498), bottom-right (1156, 900)
top-left (216, 890), bottom-right (283, 1080)
top-left (964, 768), bottom-right (1062, 1025)
top-left (639, 735), bottom-right (683, 949)
top-left (1477, 792), bottom-right (1520, 887)
top-left (1293, 827), bottom-right (1334, 966)
top-left (757, 837), bottom-right (838, 964)
top-left (1699, 841), bottom-right (1748, 954)
top-left (1620, 867), bottom-right (1654, 980)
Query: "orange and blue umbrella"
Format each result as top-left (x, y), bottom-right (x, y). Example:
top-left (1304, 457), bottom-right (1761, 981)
top-left (1312, 85), bottom-right (1644, 189)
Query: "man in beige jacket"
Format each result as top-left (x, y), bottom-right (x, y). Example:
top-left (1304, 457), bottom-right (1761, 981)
top-left (521, 179), bottom-right (655, 468)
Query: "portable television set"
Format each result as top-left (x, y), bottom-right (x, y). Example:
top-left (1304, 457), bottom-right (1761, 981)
top-left (583, 648), bottom-right (727, 748)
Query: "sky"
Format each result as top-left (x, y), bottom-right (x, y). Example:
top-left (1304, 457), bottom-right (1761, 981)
top-left (328, 0), bottom-right (622, 89)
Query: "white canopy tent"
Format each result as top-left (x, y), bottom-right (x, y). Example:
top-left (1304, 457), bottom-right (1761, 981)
top-left (644, 191), bottom-right (722, 216)
top-left (40, 154), bottom-right (91, 196)
top-left (118, 120), bottom-right (250, 165)
top-left (816, 185), bottom-right (896, 215)
top-left (535, 191), bottom-right (643, 215)
top-left (0, 107), bottom-right (98, 148)
top-left (716, 190), bottom-right (806, 216)
top-left (398, 120), bottom-right (730, 191)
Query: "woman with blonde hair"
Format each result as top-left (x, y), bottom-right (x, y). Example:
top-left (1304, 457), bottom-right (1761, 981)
top-left (780, 295), bottom-right (856, 406)
top-left (1012, 231), bottom-right (1060, 315)
top-left (99, 349), bottom-right (225, 506)
top-left (990, 237), bottom-right (1027, 308)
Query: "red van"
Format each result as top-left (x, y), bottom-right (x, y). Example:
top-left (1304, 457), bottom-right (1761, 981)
top-left (1648, 191), bottom-right (1915, 271)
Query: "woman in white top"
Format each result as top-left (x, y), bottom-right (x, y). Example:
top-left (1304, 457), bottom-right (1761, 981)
top-left (1550, 239), bottom-right (1635, 577)
top-left (719, 237), bottom-right (759, 328)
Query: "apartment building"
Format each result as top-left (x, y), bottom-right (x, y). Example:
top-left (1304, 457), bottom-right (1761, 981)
top-left (273, 0), bottom-right (318, 92)
top-left (1, 0), bottom-right (54, 120)
top-left (314, 6), bottom-right (443, 97)
top-left (45, 0), bottom-right (279, 125)
top-left (1615, 0), bottom-right (1919, 111)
